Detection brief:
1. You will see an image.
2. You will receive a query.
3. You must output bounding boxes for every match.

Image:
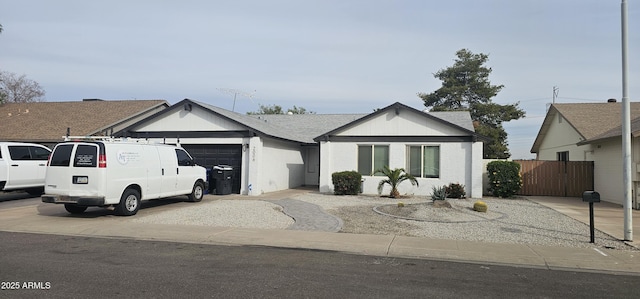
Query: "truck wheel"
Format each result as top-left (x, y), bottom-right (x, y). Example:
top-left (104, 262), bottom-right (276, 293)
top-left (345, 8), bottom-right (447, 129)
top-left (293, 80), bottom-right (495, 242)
top-left (188, 181), bottom-right (205, 202)
top-left (115, 189), bottom-right (141, 216)
top-left (64, 204), bottom-right (87, 214)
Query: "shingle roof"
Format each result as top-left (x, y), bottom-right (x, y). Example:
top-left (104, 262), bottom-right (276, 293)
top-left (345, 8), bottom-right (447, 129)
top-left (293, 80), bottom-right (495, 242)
top-left (192, 100), bottom-right (478, 144)
top-left (0, 100), bottom-right (168, 142)
top-left (194, 100), bottom-right (366, 143)
top-left (531, 102), bottom-right (640, 152)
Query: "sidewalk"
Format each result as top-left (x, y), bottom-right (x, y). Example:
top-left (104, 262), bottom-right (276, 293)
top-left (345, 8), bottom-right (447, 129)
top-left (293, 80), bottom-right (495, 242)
top-left (1, 194), bottom-right (639, 275)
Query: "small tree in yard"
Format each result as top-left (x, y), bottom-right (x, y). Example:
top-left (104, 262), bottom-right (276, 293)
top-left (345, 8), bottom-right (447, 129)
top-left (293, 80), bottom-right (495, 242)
top-left (376, 166), bottom-right (419, 198)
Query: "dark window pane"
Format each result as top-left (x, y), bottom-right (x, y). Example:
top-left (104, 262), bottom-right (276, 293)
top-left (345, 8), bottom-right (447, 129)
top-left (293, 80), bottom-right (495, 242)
top-left (357, 146), bottom-right (372, 175)
top-left (8, 146), bottom-right (31, 160)
top-left (408, 146), bottom-right (422, 177)
top-left (31, 146), bottom-right (51, 160)
top-left (50, 145), bottom-right (74, 167)
top-left (74, 145), bottom-right (98, 167)
top-left (373, 146), bottom-right (389, 176)
top-left (424, 146), bottom-right (440, 178)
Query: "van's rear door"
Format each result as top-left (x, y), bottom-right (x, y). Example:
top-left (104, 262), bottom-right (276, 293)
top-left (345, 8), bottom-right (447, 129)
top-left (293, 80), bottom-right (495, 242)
top-left (45, 143), bottom-right (103, 196)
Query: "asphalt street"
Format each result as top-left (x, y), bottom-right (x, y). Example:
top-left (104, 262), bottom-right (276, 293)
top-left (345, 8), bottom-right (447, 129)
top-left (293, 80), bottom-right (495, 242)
top-left (1, 231), bottom-right (639, 298)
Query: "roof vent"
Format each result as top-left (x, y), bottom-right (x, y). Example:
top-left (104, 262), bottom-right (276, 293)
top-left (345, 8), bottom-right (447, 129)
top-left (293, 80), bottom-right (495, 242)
top-left (607, 98), bottom-right (617, 103)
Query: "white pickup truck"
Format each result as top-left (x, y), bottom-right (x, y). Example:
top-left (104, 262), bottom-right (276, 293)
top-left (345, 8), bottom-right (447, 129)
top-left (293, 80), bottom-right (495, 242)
top-left (0, 142), bottom-right (52, 195)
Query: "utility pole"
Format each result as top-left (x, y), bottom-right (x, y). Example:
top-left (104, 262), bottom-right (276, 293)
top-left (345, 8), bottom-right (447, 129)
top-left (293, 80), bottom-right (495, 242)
top-left (621, 0), bottom-right (633, 241)
top-left (552, 86), bottom-right (559, 104)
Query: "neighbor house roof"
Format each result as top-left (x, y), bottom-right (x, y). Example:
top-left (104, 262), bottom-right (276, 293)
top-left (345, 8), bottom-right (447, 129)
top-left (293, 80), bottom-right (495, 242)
top-left (0, 99), bottom-right (169, 142)
top-left (530, 102), bottom-right (640, 153)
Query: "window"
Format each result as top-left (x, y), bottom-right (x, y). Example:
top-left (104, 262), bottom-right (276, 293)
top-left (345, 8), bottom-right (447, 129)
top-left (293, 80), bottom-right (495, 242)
top-left (557, 151), bottom-right (569, 162)
top-left (176, 149), bottom-right (194, 166)
top-left (357, 145), bottom-right (389, 175)
top-left (50, 144), bottom-right (74, 167)
top-left (407, 145), bottom-right (440, 178)
top-left (7, 145), bottom-right (51, 160)
top-left (31, 146), bottom-right (51, 160)
top-left (74, 145), bottom-right (98, 167)
top-left (8, 146), bottom-right (32, 160)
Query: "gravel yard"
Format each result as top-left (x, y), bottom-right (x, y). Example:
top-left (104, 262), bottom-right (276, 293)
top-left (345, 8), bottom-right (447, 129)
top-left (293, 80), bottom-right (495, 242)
top-left (133, 192), bottom-right (638, 251)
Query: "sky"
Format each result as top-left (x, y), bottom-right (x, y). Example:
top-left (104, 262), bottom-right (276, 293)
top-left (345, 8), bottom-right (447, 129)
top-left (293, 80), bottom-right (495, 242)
top-left (1, 0), bottom-right (638, 159)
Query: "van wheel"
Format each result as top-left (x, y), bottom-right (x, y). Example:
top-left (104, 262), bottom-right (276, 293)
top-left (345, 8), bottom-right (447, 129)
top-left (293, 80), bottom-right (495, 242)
top-left (64, 204), bottom-right (87, 214)
top-left (188, 181), bottom-right (205, 202)
top-left (115, 189), bottom-right (141, 216)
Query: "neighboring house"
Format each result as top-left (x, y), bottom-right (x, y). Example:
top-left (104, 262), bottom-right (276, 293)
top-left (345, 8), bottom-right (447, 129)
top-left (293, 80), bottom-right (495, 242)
top-left (531, 100), bottom-right (640, 209)
top-left (117, 100), bottom-right (486, 198)
top-left (0, 99), bottom-right (169, 147)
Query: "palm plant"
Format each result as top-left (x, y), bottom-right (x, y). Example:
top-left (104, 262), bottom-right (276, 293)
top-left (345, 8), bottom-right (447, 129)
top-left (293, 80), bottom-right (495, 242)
top-left (375, 166), bottom-right (419, 198)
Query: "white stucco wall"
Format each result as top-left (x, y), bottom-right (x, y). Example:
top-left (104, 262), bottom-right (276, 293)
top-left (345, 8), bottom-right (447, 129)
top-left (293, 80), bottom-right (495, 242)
top-left (134, 106), bottom-right (246, 131)
top-left (339, 110), bottom-right (469, 136)
top-left (254, 138), bottom-right (305, 194)
top-left (592, 138), bottom-right (624, 205)
top-left (319, 141), bottom-right (482, 198)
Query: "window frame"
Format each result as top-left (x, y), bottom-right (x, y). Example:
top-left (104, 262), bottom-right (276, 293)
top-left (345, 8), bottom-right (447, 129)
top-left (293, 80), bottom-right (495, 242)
top-left (406, 145), bottom-right (440, 178)
top-left (357, 144), bottom-right (389, 176)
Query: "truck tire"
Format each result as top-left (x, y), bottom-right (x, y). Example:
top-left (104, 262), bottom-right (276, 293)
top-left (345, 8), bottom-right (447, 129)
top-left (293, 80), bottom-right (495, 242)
top-left (188, 181), bottom-right (205, 202)
top-left (115, 188), bottom-right (141, 216)
top-left (64, 204), bottom-right (87, 214)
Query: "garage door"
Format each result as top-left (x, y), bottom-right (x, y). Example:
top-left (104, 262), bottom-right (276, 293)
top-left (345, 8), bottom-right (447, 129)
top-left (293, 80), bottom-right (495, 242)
top-left (182, 144), bottom-right (242, 194)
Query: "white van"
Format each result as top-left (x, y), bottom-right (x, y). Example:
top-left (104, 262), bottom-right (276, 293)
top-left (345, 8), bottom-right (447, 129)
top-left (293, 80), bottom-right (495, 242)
top-left (41, 138), bottom-right (207, 216)
top-left (0, 142), bottom-right (52, 195)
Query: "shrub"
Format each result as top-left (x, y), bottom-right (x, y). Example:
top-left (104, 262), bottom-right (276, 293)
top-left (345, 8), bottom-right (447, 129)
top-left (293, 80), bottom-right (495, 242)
top-left (486, 160), bottom-right (522, 198)
top-left (431, 185), bottom-right (448, 201)
top-left (332, 171), bottom-right (362, 195)
top-left (445, 183), bottom-right (466, 198)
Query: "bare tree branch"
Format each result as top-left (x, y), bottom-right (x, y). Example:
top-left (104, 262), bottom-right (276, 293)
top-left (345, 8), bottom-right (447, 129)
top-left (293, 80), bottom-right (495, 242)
top-left (0, 70), bottom-right (46, 104)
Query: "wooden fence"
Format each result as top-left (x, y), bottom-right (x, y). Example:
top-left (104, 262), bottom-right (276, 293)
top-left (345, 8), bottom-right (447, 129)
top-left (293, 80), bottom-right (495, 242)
top-left (514, 160), bottom-right (594, 197)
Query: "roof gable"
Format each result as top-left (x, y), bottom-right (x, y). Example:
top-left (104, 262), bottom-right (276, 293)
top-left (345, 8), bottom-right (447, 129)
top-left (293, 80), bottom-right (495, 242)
top-left (313, 102), bottom-right (478, 141)
top-left (0, 100), bottom-right (168, 142)
top-left (531, 102), bottom-right (640, 152)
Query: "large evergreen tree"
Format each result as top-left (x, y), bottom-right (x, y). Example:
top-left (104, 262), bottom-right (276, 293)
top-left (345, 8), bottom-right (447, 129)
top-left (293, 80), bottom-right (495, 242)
top-left (419, 49), bottom-right (524, 158)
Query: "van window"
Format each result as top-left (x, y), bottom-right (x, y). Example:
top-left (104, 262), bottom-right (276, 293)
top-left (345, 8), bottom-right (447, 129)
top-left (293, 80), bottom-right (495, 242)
top-left (175, 149), bottom-right (193, 166)
top-left (50, 144), bottom-right (75, 167)
top-left (74, 145), bottom-right (98, 167)
top-left (9, 146), bottom-right (32, 160)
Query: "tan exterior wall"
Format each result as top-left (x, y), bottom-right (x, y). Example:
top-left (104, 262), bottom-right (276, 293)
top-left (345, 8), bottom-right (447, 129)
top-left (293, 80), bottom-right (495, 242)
top-left (537, 113), bottom-right (595, 161)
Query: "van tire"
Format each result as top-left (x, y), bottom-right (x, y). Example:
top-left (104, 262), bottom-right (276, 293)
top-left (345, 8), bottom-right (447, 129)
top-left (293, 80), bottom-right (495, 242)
top-left (115, 189), bottom-right (141, 216)
top-left (64, 204), bottom-right (87, 214)
top-left (188, 181), bottom-right (205, 202)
